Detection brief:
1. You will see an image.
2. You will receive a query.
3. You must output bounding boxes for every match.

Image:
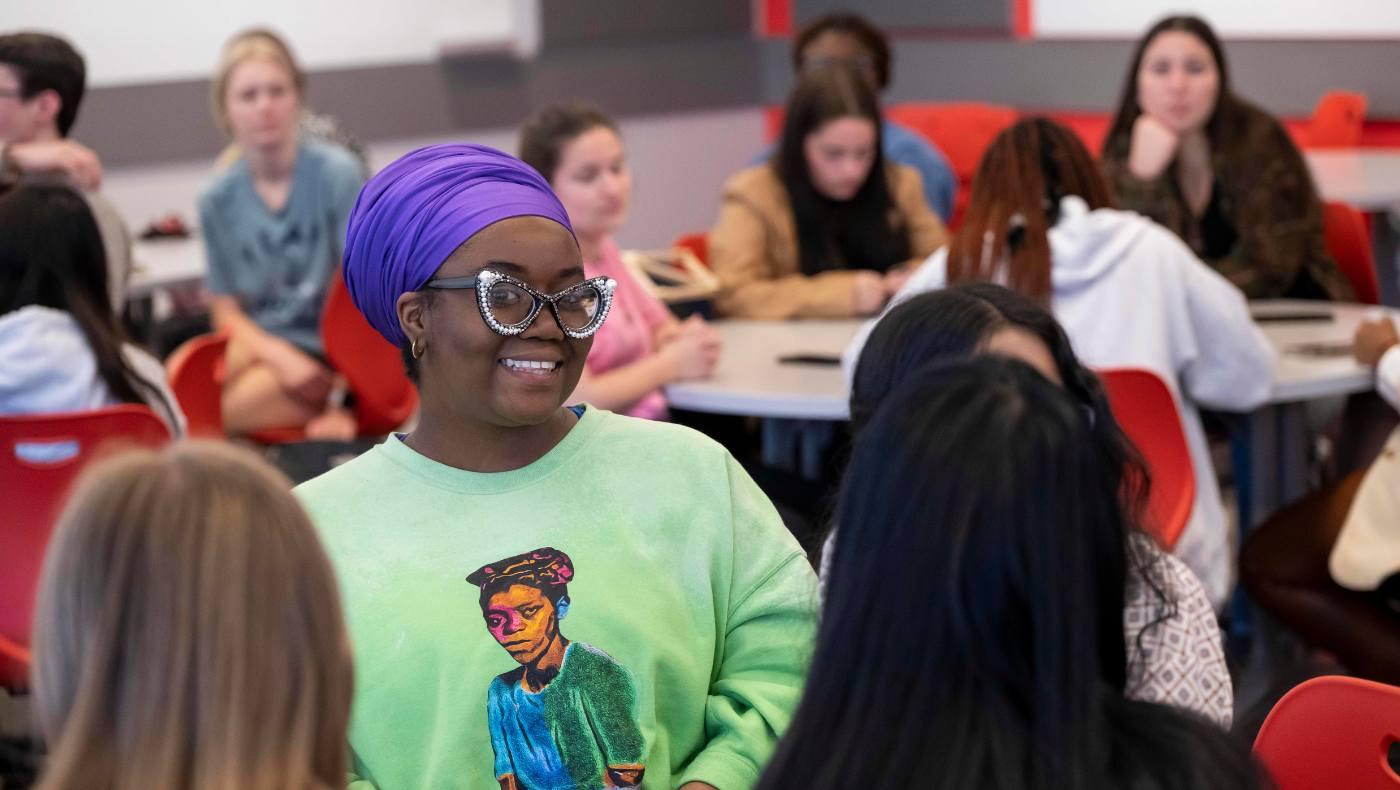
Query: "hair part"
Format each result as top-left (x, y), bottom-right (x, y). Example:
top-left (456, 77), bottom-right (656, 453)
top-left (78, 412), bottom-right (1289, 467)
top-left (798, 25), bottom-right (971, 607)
top-left (792, 12), bottom-right (892, 91)
top-left (211, 28), bottom-right (306, 135)
top-left (32, 441), bottom-right (352, 790)
top-left (0, 32), bottom-right (86, 137)
top-left (946, 117), bottom-right (1114, 304)
top-left (518, 102), bottom-right (620, 185)
top-left (0, 184), bottom-right (178, 426)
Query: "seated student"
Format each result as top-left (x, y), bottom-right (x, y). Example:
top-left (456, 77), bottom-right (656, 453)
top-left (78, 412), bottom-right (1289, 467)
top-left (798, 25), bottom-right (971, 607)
top-left (840, 283), bottom-right (1232, 725)
top-left (846, 118), bottom-right (1275, 608)
top-left (1102, 15), bottom-right (1349, 301)
top-left (30, 441), bottom-right (352, 790)
top-left (1241, 316), bottom-right (1400, 685)
top-left (519, 103), bottom-right (721, 420)
top-left (0, 32), bottom-right (132, 310)
top-left (199, 29), bottom-right (364, 439)
top-left (0, 184), bottom-right (184, 434)
top-left (296, 144), bottom-right (817, 789)
top-left (710, 65), bottom-right (946, 320)
top-left (759, 358), bottom-right (1264, 790)
top-left (757, 12), bottom-right (956, 222)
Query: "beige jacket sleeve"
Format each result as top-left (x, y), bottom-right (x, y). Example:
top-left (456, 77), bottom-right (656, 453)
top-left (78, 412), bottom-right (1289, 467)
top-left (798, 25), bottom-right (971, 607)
top-left (709, 166), bottom-right (863, 320)
top-left (890, 166), bottom-right (947, 270)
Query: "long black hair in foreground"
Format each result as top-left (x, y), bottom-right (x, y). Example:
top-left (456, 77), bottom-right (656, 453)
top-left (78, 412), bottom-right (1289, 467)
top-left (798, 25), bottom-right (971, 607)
top-left (759, 358), bottom-right (1264, 790)
top-left (848, 282), bottom-right (1160, 688)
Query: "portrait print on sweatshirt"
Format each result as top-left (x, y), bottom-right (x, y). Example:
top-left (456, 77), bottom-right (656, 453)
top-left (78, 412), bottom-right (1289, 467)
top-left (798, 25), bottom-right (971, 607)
top-left (468, 547), bottom-right (646, 789)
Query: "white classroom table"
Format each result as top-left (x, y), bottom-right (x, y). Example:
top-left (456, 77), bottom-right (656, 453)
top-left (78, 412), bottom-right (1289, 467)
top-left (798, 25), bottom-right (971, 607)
top-left (1305, 150), bottom-right (1400, 305)
top-left (666, 300), bottom-right (1385, 525)
top-left (1306, 150), bottom-right (1400, 212)
top-left (128, 236), bottom-right (206, 298)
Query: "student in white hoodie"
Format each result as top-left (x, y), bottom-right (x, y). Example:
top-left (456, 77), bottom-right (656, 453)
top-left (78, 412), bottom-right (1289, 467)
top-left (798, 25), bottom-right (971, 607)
top-left (0, 183), bottom-right (184, 434)
top-left (844, 118), bottom-right (1275, 608)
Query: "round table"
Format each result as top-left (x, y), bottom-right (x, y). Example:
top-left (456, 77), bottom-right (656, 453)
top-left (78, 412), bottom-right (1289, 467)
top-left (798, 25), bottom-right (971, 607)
top-left (666, 301), bottom-right (1387, 529)
top-left (667, 301), bottom-right (1381, 417)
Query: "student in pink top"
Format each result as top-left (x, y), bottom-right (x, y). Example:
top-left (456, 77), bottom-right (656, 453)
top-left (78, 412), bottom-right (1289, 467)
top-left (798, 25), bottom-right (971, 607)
top-left (520, 104), bottom-right (720, 420)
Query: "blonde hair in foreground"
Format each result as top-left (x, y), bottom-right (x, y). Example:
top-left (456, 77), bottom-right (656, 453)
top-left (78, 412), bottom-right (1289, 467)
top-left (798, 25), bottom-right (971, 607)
top-left (32, 440), bottom-right (352, 790)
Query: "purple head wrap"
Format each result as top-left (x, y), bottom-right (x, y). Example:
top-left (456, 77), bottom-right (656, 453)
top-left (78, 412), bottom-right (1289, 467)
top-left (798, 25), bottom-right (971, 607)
top-left (342, 143), bottom-right (574, 348)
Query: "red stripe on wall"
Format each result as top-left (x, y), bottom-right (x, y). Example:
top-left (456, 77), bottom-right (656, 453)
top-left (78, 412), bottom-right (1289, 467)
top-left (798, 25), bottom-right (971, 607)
top-left (1012, 0), bottom-right (1034, 39)
top-left (759, 0), bottom-right (792, 37)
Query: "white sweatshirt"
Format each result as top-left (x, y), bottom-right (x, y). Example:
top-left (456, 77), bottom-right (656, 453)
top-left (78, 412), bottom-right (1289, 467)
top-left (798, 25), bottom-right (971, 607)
top-left (0, 305), bottom-right (186, 436)
top-left (844, 196), bottom-right (1277, 608)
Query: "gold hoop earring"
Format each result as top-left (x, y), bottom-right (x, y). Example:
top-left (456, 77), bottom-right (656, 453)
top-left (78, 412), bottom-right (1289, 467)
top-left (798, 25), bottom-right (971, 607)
top-left (411, 337), bottom-right (425, 359)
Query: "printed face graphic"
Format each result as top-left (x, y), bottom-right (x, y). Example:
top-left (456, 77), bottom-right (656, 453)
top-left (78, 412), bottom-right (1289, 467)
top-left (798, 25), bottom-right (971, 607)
top-left (484, 583), bottom-right (560, 666)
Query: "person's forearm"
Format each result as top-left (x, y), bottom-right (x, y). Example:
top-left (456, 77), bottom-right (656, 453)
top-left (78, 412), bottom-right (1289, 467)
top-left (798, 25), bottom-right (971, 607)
top-left (569, 355), bottom-right (674, 411)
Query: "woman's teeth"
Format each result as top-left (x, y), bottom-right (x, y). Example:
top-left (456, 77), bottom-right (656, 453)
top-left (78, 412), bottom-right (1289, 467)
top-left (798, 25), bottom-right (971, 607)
top-left (501, 359), bottom-right (559, 372)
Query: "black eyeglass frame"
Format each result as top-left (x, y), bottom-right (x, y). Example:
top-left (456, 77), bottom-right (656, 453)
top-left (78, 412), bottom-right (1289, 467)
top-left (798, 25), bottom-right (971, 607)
top-left (424, 269), bottom-right (617, 339)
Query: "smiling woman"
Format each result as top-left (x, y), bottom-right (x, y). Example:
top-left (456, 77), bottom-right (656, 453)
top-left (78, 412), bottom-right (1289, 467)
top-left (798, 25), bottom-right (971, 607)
top-left (295, 143), bottom-right (818, 790)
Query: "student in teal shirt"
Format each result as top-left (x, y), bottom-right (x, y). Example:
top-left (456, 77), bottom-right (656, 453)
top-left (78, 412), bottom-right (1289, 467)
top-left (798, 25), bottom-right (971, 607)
top-left (297, 144), bottom-right (817, 790)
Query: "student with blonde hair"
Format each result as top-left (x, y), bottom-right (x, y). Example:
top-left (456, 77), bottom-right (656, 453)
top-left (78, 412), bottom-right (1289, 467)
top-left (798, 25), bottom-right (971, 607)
top-left (31, 441), bottom-right (352, 790)
top-left (200, 29), bottom-right (365, 440)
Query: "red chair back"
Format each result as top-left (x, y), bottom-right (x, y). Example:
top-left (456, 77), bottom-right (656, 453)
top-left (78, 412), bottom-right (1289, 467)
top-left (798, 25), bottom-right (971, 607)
top-left (1324, 201), bottom-right (1380, 305)
top-left (1098, 369), bottom-right (1195, 551)
top-left (0, 405), bottom-right (171, 688)
top-left (1308, 91), bottom-right (1368, 149)
top-left (673, 232), bottom-right (709, 267)
top-left (1254, 675), bottom-right (1400, 789)
top-left (321, 271), bottom-right (418, 435)
top-left (885, 102), bottom-right (1019, 228)
top-left (165, 332), bottom-right (229, 438)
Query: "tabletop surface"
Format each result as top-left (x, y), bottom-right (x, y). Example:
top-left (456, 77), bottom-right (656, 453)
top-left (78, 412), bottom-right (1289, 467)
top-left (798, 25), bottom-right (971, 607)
top-left (665, 300), bottom-right (1384, 420)
top-left (1305, 150), bottom-right (1400, 211)
top-left (128, 236), bottom-right (206, 298)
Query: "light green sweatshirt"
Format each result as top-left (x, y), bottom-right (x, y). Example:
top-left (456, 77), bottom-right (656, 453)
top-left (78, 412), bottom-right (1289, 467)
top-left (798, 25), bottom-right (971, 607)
top-left (296, 407), bottom-right (818, 790)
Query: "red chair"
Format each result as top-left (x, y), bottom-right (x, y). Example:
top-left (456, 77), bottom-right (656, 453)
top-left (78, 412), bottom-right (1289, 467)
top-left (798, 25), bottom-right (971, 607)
top-left (172, 274), bottom-right (418, 442)
top-left (1308, 91), bottom-right (1368, 149)
top-left (0, 405), bottom-right (172, 689)
top-left (1324, 201), bottom-right (1380, 305)
top-left (1254, 675), bottom-right (1400, 789)
top-left (885, 102), bottom-right (1019, 228)
top-left (166, 332), bottom-right (230, 438)
top-left (320, 270), bottom-right (418, 436)
top-left (1098, 369), bottom-right (1196, 551)
top-left (673, 232), bottom-right (709, 267)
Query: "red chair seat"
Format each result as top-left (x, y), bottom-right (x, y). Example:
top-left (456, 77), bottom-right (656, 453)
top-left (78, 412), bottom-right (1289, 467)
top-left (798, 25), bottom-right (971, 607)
top-left (1098, 369), bottom-right (1195, 551)
top-left (1254, 675), bottom-right (1400, 789)
top-left (0, 405), bottom-right (172, 689)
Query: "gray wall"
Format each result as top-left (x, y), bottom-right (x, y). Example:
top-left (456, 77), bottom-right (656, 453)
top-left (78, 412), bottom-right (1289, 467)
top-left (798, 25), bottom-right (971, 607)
top-left (75, 35), bottom-right (764, 168)
top-left (795, 0), bottom-right (1013, 33)
top-left (74, 27), bottom-right (1400, 169)
top-left (543, 0), bottom-right (750, 48)
top-left (758, 38), bottom-right (1400, 116)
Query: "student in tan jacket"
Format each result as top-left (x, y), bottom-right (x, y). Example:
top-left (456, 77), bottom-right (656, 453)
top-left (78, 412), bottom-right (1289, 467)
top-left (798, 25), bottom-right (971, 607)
top-left (709, 66), bottom-right (945, 319)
